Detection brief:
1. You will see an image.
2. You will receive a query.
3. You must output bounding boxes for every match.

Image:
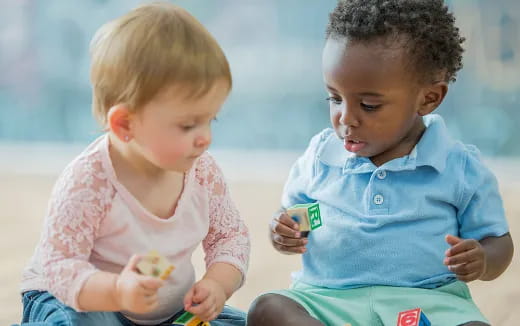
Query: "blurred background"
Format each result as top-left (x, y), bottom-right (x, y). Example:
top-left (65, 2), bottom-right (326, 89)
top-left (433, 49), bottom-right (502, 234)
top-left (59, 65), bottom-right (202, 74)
top-left (1, 0), bottom-right (519, 325)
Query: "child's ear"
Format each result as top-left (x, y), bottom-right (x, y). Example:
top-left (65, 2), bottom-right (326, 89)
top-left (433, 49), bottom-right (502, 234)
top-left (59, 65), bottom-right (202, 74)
top-left (418, 81), bottom-right (448, 116)
top-left (107, 104), bottom-right (134, 142)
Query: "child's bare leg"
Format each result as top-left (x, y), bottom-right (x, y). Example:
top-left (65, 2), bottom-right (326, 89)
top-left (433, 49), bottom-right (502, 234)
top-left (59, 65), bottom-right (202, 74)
top-left (247, 293), bottom-right (324, 326)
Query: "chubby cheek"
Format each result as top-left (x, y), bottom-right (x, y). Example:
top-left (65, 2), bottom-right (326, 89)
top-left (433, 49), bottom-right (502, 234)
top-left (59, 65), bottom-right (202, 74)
top-left (329, 110), bottom-right (343, 135)
top-left (158, 140), bottom-right (191, 165)
top-left (144, 132), bottom-right (192, 167)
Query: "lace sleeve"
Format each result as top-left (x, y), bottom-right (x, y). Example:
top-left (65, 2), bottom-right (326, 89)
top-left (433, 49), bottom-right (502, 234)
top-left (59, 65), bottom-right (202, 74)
top-left (39, 153), bottom-right (114, 310)
top-left (196, 153), bottom-right (250, 284)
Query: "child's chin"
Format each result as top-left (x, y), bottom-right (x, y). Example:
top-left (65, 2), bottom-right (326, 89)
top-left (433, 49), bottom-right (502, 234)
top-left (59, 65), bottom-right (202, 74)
top-left (346, 148), bottom-right (369, 157)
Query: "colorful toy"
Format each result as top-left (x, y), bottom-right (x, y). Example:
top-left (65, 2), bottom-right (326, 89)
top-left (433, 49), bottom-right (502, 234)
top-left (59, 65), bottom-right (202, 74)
top-left (397, 308), bottom-right (431, 326)
top-left (136, 250), bottom-right (175, 280)
top-left (287, 203), bottom-right (322, 236)
top-left (171, 311), bottom-right (210, 326)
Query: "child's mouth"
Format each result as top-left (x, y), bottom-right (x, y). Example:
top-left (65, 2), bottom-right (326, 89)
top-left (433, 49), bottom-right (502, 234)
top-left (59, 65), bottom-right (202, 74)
top-left (344, 139), bottom-right (366, 153)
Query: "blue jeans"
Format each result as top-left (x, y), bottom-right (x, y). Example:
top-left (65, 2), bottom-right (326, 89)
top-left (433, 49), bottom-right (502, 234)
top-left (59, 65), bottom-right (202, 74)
top-left (16, 291), bottom-right (246, 326)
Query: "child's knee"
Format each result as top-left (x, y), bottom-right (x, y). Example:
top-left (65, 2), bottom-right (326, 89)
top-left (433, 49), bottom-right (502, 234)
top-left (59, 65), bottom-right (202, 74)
top-left (248, 294), bottom-right (285, 321)
top-left (247, 294), bottom-right (312, 326)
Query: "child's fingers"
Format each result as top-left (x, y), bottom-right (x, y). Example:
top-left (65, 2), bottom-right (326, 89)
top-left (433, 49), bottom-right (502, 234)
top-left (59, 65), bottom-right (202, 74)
top-left (192, 284), bottom-right (210, 304)
top-left (448, 260), bottom-right (483, 276)
top-left (444, 250), bottom-right (471, 265)
top-left (445, 239), bottom-right (480, 257)
top-left (271, 232), bottom-right (307, 248)
top-left (199, 307), bottom-right (219, 322)
top-left (271, 217), bottom-right (301, 238)
top-left (272, 241), bottom-right (307, 254)
top-left (144, 293), bottom-right (159, 305)
top-left (188, 296), bottom-right (214, 317)
top-left (139, 276), bottom-right (164, 291)
top-left (444, 247), bottom-right (483, 266)
top-left (445, 234), bottom-right (463, 247)
top-left (455, 270), bottom-right (481, 282)
top-left (278, 213), bottom-right (301, 231)
top-left (124, 254), bottom-right (142, 272)
top-left (183, 286), bottom-right (196, 310)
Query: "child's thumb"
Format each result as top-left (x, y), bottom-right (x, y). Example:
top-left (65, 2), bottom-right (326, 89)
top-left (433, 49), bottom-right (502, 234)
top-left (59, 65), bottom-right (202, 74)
top-left (184, 286), bottom-right (195, 310)
top-left (192, 284), bottom-right (209, 303)
top-left (124, 254), bottom-right (142, 273)
top-left (445, 234), bottom-right (462, 246)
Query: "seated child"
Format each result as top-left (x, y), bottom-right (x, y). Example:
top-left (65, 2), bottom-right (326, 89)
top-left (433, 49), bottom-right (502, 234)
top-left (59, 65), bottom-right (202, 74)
top-left (247, 0), bottom-right (513, 325)
top-left (18, 3), bottom-right (250, 326)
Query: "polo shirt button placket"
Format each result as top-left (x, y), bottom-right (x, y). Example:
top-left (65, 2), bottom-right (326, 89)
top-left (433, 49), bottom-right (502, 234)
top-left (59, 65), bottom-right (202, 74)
top-left (373, 194), bottom-right (384, 205)
top-left (376, 170), bottom-right (387, 180)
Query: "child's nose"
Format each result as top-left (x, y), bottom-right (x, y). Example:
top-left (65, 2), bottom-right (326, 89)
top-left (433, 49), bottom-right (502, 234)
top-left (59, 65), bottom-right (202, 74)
top-left (194, 129), bottom-right (211, 148)
top-left (339, 107), bottom-right (360, 127)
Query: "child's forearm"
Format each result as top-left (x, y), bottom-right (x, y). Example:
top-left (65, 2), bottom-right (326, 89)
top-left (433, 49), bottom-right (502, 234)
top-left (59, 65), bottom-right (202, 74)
top-left (77, 271), bottom-right (121, 311)
top-left (479, 233), bottom-right (514, 281)
top-left (203, 262), bottom-right (242, 299)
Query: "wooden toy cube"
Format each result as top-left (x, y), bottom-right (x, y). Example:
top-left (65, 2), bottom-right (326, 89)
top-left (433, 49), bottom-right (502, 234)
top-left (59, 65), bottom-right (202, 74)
top-left (286, 203), bottom-right (322, 236)
top-left (136, 250), bottom-right (175, 280)
top-left (171, 311), bottom-right (210, 326)
top-left (397, 308), bottom-right (431, 326)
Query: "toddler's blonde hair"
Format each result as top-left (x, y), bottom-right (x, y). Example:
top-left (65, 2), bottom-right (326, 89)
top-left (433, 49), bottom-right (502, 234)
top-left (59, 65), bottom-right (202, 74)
top-left (90, 2), bottom-right (232, 126)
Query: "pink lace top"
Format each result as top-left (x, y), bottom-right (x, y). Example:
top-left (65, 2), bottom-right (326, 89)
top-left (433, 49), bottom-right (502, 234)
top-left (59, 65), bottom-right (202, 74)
top-left (21, 135), bottom-right (250, 324)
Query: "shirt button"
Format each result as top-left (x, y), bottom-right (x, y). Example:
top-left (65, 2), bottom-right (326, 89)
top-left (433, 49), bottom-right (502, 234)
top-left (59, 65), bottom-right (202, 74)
top-left (373, 194), bottom-right (384, 205)
top-left (376, 170), bottom-right (387, 179)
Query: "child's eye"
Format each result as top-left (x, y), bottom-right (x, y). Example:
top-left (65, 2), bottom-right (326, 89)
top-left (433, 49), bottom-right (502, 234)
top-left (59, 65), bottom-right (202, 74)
top-left (181, 125), bottom-right (195, 131)
top-left (325, 96), bottom-right (342, 105)
top-left (360, 103), bottom-right (381, 111)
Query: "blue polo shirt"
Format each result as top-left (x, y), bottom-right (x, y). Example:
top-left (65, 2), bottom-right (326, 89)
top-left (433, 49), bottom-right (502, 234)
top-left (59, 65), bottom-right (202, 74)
top-left (282, 114), bottom-right (509, 289)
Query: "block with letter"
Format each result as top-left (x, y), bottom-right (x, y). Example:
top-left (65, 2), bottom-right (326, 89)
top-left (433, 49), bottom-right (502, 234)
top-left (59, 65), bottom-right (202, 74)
top-left (397, 308), bottom-right (431, 326)
top-left (171, 311), bottom-right (210, 326)
top-left (286, 203), bottom-right (322, 236)
top-left (136, 250), bottom-right (175, 280)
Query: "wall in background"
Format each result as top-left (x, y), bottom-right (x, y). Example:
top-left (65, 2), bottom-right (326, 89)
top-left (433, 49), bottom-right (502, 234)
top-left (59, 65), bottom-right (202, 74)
top-left (0, 0), bottom-right (518, 155)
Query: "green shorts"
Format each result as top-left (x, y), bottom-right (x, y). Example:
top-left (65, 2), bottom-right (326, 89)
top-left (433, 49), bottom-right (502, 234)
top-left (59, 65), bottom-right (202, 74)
top-left (270, 280), bottom-right (488, 325)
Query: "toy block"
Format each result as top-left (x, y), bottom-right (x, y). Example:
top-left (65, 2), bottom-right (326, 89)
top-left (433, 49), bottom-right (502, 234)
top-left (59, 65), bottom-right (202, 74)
top-left (136, 250), bottom-right (175, 280)
top-left (171, 311), bottom-right (210, 326)
top-left (287, 203), bottom-right (322, 236)
top-left (397, 308), bottom-right (431, 326)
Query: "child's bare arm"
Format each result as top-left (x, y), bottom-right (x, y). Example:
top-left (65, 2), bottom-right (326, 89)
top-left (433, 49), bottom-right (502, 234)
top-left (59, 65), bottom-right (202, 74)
top-left (77, 271), bottom-right (121, 311)
top-left (203, 262), bottom-right (242, 298)
top-left (478, 233), bottom-right (514, 281)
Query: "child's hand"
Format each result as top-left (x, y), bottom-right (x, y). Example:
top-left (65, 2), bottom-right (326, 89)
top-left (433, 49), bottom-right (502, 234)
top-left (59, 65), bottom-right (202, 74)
top-left (183, 278), bottom-right (226, 322)
top-left (115, 255), bottom-right (164, 314)
top-left (270, 211), bottom-right (308, 254)
top-left (444, 234), bottom-right (487, 282)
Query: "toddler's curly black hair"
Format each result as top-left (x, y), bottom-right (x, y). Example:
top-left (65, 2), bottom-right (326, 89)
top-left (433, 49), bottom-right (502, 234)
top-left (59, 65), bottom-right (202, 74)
top-left (326, 0), bottom-right (465, 83)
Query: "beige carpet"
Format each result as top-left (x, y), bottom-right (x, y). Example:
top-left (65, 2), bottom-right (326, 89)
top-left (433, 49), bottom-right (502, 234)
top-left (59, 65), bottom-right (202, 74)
top-left (1, 170), bottom-right (518, 325)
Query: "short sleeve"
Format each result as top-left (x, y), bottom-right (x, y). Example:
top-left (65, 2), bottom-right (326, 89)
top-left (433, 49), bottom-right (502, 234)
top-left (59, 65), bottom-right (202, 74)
top-left (281, 130), bottom-right (329, 209)
top-left (457, 145), bottom-right (509, 240)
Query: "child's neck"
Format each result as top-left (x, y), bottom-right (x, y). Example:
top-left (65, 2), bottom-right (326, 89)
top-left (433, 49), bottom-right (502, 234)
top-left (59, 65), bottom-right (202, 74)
top-left (370, 118), bottom-right (426, 167)
top-left (108, 134), bottom-right (170, 179)
top-left (108, 134), bottom-right (185, 219)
